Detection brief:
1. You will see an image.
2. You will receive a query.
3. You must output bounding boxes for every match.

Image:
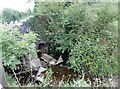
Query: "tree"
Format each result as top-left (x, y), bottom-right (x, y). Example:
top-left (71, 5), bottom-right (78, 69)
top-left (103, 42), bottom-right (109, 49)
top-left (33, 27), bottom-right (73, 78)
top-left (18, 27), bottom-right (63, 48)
top-left (1, 8), bottom-right (21, 23)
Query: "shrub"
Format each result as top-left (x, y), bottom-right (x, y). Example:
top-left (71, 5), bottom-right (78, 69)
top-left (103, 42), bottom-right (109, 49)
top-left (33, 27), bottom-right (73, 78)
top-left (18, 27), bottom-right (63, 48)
top-left (67, 3), bottom-right (118, 77)
top-left (0, 28), bottom-right (38, 69)
top-left (29, 2), bottom-right (118, 78)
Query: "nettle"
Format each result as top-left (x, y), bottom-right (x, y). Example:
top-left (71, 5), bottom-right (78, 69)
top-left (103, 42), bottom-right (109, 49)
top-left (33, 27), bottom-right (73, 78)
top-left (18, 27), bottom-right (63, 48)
top-left (0, 28), bottom-right (38, 69)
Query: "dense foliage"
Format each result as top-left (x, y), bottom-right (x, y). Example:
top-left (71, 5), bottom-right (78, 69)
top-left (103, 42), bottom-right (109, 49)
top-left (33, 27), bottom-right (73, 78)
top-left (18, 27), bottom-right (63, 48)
top-left (1, 8), bottom-right (22, 23)
top-left (28, 2), bottom-right (118, 78)
top-left (1, 8), bottom-right (32, 23)
top-left (0, 28), bottom-right (38, 69)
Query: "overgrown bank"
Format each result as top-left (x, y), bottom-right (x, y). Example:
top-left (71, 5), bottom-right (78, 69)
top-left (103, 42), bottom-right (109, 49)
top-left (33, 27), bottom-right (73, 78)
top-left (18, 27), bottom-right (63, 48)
top-left (27, 2), bottom-right (118, 78)
top-left (0, 1), bottom-right (118, 88)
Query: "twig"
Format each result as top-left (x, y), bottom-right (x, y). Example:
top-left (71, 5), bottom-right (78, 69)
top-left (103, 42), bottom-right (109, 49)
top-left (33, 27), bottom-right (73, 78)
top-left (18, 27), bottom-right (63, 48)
top-left (13, 70), bottom-right (22, 89)
top-left (11, 69), bottom-right (31, 76)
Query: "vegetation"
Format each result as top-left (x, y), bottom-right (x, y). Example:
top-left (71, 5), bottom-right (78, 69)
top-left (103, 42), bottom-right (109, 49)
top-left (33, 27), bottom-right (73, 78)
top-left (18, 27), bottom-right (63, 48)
top-left (27, 2), bottom-right (118, 78)
top-left (1, 8), bottom-right (32, 23)
top-left (0, 28), bottom-right (38, 69)
top-left (0, 0), bottom-right (119, 87)
top-left (6, 68), bottom-right (91, 87)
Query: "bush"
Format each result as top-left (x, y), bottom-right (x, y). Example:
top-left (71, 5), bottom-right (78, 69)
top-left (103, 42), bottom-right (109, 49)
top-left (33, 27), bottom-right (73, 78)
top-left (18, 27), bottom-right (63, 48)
top-left (67, 3), bottom-right (118, 77)
top-left (0, 28), bottom-right (38, 69)
top-left (29, 2), bottom-right (118, 78)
